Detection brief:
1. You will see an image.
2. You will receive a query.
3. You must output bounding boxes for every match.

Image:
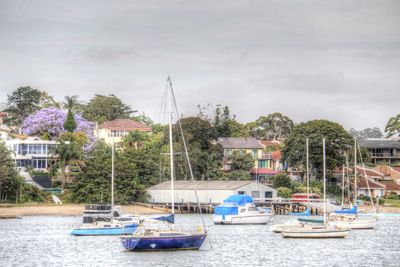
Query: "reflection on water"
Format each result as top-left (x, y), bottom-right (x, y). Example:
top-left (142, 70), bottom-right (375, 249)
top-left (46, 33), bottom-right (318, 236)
top-left (0, 214), bottom-right (399, 266)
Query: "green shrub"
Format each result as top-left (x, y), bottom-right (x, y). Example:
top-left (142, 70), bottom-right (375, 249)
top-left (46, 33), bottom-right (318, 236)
top-left (386, 192), bottom-right (400, 200)
top-left (277, 187), bottom-right (292, 198)
top-left (272, 174), bottom-right (292, 189)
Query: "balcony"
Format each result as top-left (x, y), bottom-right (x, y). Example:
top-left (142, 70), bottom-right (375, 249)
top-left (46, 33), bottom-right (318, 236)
top-left (369, 153), bottom-right (400, 159)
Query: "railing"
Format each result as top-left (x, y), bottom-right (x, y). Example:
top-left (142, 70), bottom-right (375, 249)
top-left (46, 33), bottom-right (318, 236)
top-left (252, 198), bottom-right (330, 204)
top-left (369, 152), bottom-right (400, 158)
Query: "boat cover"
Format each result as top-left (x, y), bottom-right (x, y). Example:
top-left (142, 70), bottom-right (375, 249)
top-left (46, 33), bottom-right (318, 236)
top-left (334, 206), bottom-right (357, 215)
top-left (214, 206), bottom-right (238, 216)
top-left (154, 214), bottom-right (175, 224)
top-left (223, 194), bottom-right (253, 206)
top-left (289, 208), bottom-right (311, 216)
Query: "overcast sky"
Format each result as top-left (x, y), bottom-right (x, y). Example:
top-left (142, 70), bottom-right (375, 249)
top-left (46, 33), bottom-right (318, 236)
top-left (0, 0), bottom-right (399, 130)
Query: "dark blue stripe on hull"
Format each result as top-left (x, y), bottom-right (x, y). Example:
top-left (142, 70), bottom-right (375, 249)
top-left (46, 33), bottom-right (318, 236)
top-left (121, 234), bottom-right (206, 251)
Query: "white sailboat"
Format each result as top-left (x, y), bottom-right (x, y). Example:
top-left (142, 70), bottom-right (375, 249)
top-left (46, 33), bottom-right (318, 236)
top-left (282, 138), bottom-right (350, 238)
top-left (328, 137), bottom-right (377, 230)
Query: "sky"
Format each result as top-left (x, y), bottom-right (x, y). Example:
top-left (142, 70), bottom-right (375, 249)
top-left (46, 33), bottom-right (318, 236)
top-left (0, 0), bottom-right (399, 131)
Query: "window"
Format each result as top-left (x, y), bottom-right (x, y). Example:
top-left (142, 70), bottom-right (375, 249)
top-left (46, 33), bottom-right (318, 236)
top-left (238, 191), bottom-right (246, 195)
top-left (251, 150), bottom-right (258, 158)
top-left (251, 191), bottom-right (260, 198)
top-left (247, 206), bottom-right (256, 211)
top-left (258, 160), bottom-right (267, 168)
top-left (225, 149), bottom-right (232, 157)
top-left (264, 192), bottom-right (272, 198)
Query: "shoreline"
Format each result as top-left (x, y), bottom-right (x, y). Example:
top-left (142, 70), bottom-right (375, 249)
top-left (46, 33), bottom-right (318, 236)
top-left (0, 203), bottom-right (164, 218)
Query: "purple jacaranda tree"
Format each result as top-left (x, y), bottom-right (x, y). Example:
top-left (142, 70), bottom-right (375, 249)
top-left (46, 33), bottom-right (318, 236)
top-left (21, 108), bottom-right (96, 152)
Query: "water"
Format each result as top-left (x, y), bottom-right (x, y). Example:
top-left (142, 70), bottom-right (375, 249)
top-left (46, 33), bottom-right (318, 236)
top-left (1, 214), bottom-right (400, 267)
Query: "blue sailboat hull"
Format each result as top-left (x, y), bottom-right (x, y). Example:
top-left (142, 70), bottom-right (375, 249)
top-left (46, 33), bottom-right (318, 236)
top-left (70, 224), bottom-right (137, 236)
top-left (120, 233), bottom-right (207, 251)
top-left (334, 206), bottom-right (357, 215)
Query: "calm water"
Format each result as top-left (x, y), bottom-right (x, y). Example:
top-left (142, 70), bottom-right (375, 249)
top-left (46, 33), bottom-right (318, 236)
top-left (1, 214), bottom-right (400, 267)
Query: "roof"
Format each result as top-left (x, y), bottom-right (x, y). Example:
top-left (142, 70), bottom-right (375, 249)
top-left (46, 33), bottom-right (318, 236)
top-left (356, 166), bottom-right (384, 178)
top-left (0, 125), bottom-right (12, 132)
top-left (217, 137), bottom-right (264, 149)
top-left (380, 181), bottom-right (400, 191)
top-left (272, 150), bottom-right (282, 160)
top-left (148, 180), bottom-right (258, 190)
top-left (99, 119), bottom-right (151, 132)
top-left (0, 112), bottom-right (6, 117)
top-left (357, 178), bottom-right (385, 189)
top-left (359, 138), bottom-right (400, 149)
top-left (250, 168), bottom-right (281, 175)
top-left (260, 140), bottom-right (281, 148)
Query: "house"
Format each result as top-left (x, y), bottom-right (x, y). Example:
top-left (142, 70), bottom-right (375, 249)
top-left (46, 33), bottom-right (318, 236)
top-left (95, 118), bottom-right (152, 145)
top-left (374, 165), bottom-right (400, 184)
top-left (0, 124), bottom-right (12, 140)
top-left (0, 112), bottom-right (6, 125)
top-left (359, 138), bottom-right (400, 165)
top-left (5, 136), bottom-right (59, 170)
top-left (147, 180), bottom-right (277, 204)
top-left (356, 178), bottom-right (385, 198)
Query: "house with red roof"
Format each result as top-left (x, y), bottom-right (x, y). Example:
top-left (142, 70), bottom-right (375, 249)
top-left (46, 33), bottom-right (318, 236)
top-left (95, 118), bottom-right (152, 145)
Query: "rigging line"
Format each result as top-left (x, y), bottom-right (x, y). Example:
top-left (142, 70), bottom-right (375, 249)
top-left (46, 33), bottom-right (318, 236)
top-left (168, 77), bottom-right (213, 250)
top-left (357, 143), bottom-right (377, 215)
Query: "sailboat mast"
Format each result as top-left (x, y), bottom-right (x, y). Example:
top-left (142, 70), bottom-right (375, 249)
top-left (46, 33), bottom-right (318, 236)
top-left (111, 137), bottom-right (115, 210)
top-left (354, 137), bottom-right (357, 206)
top-left (306, 138), bottom-right (310, 207)
top-left (167, 77), bottom-right (175, 214)
top-left (341, 164), bottom-right (345, 207)
top-left (323, 138), bottom-right (326, 225)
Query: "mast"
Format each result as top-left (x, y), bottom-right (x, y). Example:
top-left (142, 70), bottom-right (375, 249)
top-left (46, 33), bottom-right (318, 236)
top-left (346, 154), bottom-right (350, 206)
top-left (111, 137), bottom-right (115, 210)
top-left (323, 138), bottom-right (326, 225)
top-left (306, 138), bottom-right (310, 208)
top-left (341, 164), bottom-right (345, 207)
top-left (354, 137), bottom-right (357, 206)
top-left (167, 77), bottom-right (175, 214)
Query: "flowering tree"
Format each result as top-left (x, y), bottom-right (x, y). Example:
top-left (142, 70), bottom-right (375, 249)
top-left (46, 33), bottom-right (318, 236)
top-left (21, 108), bottom-right (95, 151)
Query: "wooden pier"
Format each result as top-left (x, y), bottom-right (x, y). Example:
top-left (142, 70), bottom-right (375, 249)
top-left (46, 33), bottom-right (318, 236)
top-left (135, 198), bottom-right (338, 215)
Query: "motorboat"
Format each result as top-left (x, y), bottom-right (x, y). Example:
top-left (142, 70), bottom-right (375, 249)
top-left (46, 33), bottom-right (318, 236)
top-left (213, 194), bottom-right (271, 225)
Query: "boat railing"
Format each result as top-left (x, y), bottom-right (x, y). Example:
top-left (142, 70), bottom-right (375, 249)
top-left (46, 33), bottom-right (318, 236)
top-left (253, 198), bottom-right (331, 204)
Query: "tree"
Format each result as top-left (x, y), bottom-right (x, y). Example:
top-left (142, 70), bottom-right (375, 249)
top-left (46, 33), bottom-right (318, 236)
top-left (272, 174), bottom-right (292, 188)
top-left (64, 110), bottom-right (77, 132)
top-left (123, 130), bottom-right (150, 150)
top-left (253, 112), bottom-right (294, 140)
top-left (63, 95), bottom-right (83, 114)
top-left (54, 133), bottom-right (86, 188)
top-left (282, 120), bottom-right (353, 179)
top-left (277, 187), bottom-right (292, 198)
top-left (70, 142), bottom-right (147, 204)
top-left (350, 127), bottom-right (383, 140)
top-left (169, 117), bottom-right (217, 150)
top-left (82, 94), bottom-right (135, 123)
top-left (0, 142), bottom-right (21, 203)
top-left (198, 104), bottom-right (242, 137)
top-left (230, 151), bottom-right (254, 171)
top-left (227, 170), bottom-right (251, 180)
top-left (385, 114), bottom-right (400, 137)
top-left (21, 108), bottom-right (95, 151)
top-left (4, 86), bottom-right (43, 126)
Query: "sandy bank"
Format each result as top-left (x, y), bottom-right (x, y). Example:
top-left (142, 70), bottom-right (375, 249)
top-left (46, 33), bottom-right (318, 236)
top-left (0, 203), bottom-right (163, 218)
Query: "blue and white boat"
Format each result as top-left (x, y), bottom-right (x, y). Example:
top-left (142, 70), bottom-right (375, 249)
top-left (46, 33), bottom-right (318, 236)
top-left (213, 194), bottom-right (271, 224)
top-left (120, 77), bottom-right (208, 251)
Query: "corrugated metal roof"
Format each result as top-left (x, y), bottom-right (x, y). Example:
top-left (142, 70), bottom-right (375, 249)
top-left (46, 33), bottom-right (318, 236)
top-left (217, 137), bottom-right (264, 149)
top-left (359, 138), bottom-right (400, 149)
top-left (148, 180), bottom-right (256, 190)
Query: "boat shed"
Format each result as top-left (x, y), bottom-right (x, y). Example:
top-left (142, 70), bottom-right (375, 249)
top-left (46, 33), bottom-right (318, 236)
top-left (147, 180), bottom-right (277, 204)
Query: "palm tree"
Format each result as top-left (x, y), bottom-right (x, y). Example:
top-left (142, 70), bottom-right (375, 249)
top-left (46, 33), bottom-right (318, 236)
top-left (122, 131), bottom-right (149, 150)
top-left (54, 140), bottom-right (85, 187)
top-left (63, 96), bottom-right (81, 113)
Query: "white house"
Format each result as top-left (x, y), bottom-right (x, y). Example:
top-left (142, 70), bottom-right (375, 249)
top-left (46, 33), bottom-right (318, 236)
top-left (5, 137), bottom-right (59, 170)
top-left (147, 180), bottom-right (277, 204)
top-left (95, 118), bottom-right (152, 145)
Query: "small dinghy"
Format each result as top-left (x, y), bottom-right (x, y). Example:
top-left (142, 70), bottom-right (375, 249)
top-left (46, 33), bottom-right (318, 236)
top-left (328, 214), bottom-right (376, 230)
top-left (282, 225), bottom-right (350, 238)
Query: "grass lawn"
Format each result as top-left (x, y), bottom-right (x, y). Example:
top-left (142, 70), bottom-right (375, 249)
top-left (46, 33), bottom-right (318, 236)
top-left (384, 198), bottom-right (400, 207)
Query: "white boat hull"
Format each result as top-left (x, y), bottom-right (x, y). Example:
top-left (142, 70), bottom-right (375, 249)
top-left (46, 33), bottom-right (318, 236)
top-left (282, 228), bottom-right (350, 238)
top-left (213, 214), bottom-right (271, 225)
top-left (329, 218), bottom-right (376, 229)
